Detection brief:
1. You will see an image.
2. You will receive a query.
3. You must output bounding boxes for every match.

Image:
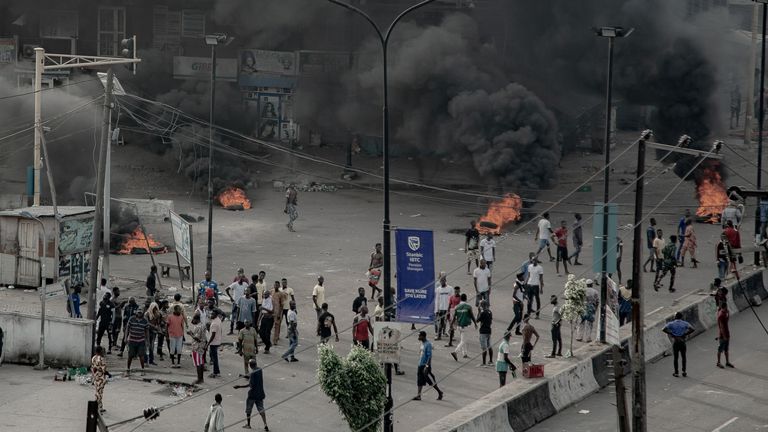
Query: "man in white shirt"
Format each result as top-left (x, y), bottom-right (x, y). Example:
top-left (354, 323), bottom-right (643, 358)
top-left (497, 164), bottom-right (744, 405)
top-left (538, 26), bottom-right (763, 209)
top-left (280, 278), bottom-right (295, 333)
top-left (534, 212), bottom-right (555, 262)
top-left (526, 257), bottom-right (544, 318)
top-left (434, 275), bottom-right (452, 340)
top-left (473, 259), bottom-right (492, 313)
top-left (479, 233), bottom-right (496, 270)
top-left (226, 278), bottom-right (249, 335)
top-left (312, 276), bottom-right (326, 319)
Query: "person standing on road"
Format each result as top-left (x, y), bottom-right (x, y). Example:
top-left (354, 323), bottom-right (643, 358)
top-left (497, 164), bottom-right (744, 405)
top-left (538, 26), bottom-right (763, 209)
top-left (352, 305), bottom-right (374, 349)
top-left (716, 236), bottom-right (730, 280)
top-left (521, 314), bottom-right (539, 367)
top-left (110, 288), bottom-right (125, 354)
top-left (479, 232), bottom-right (496, 271)
top-left (373, 296), bottom-right (384, 321)
top-left (368, 243), bottom-right (384, 299)
top-left (280, 278), bottom-right (295, 332)
top-left (535, 212), bottom-right (555, 262)
top-left (716, 302), bottom-right (734, 369)
top-left (68, 284), bottom-right (83, 318)
top-left (312, 276), bottom-right (326, 319)
top-left (237, 290), bottom-right (257, 328)
top-left (352, 286), bottom-right (368, 315)
top-left (258, 291), bottom-right (274, 353)
top-left (95, 293), bottom-right (114, 350)
top-left (234, 359), bottom-right (269, 431)
top-left (652, 229), bottom-right (665, 281)
top-left (203, 393), bottom-right (225, 432)
top-left (188, 313), bottom-right (207, 384)
top-left (226, 276), bottom-right (249, 335)
top-left (450, 294), bottom-right (477, 361)
top-left (577, 280), bottom-right (599, 342)
top-left (434, 276), bottom-right (452, 340)
top-left (237, 320), bottom-right (259, 376)
top-left (643, 218), bottom-right (658, 272)
top-left (662, 312), bottom-right (695, 377)
top-left (207, 310), bottom-right (223, 378)
top-left (654, 235), bottom-right (679, 292)
top-left (554, 220), bottom-right (570, 276)
top-left (91, 346), bottom-right (108, 413)
top-left (317, 303), bottom-right (339, 344)
top-left (167, 305), bottom-right (185, 368)
top-left (271, 282), bottom-right (286, 345)
top-left (545, 295), bottom-right (563, 358)
top-left (526, 257), bottom-right (544, 318)
top-left (117, 297), bottom-right (139, 357)
top-left (477, 300), bottom-right (493, 367)
top-left (146, 265), bottom-right (158, 298)
top-left (507, 273), bottom-right (526, 335)
top-left (465, 221), bottom-right (481, 274)
top-left (199, 271), bottom-right (219, 306)
top-left (680, 218), bottom-right (699, 268)
top-left (445, 286), bottom-right (462, 347)
top-left (496, 332), bottom-right (517, 387)
top-left (125, 309), bottom-right (148, 376)
top-left (568, 213), bottom-right (584, 266)
top-left (284, 183), bottom-right (298, 232)
top-left (250, 272), bottom-right (266, 326)
top-left (676, 209), bottom-right (691, 262)
top-left (473, 259), bottom-right (492, 314)
top-left (282, 301), bottom-right (299, 362)
top-left (413, 331), bottom-right (444, 401)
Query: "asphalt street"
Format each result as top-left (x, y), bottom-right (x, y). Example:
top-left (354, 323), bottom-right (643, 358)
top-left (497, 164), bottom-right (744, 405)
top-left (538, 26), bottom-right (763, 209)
top-left (530, 301), bottom-right (768, 432)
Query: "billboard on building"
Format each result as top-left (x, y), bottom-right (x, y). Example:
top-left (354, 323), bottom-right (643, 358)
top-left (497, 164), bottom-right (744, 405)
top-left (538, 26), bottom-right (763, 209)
top-left (0, 38), bottom-right (16, 64)
top-left (169, 211), bottom-right (192, 263)
top-left (173, 56), bottom-right (237, 81)
top-left (239, 49), bottom-right (298, 88)
top-left (59, 217), bottom-right (94, 255)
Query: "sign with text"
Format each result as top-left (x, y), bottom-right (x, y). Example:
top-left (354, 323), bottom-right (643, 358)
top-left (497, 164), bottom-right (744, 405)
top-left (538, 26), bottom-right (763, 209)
top-left (173, 56), bottom-right (237, 81)
top-left (169, 211), bottom-right (192, 263)
top-left (395, 228), bottom-right (435, 324)
top-left (597, 305), bottom-right (621, 346)
top-left (374, 321), bottom-right (403, 364)
top-left (59, 217), bottom-right (94, 255)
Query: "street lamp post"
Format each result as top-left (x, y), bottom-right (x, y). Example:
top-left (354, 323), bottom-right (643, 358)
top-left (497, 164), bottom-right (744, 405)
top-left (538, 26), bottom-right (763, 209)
top-left (323, 2), bottom-right (436, 431)
top-left (754, 0), bottom-right (767, 265)
top-left (20, 211), bottom-right (47, 370)
top-left (594, 26), bottom-right (633, 343)
top-left (204, 33), bottom-right (232, 278)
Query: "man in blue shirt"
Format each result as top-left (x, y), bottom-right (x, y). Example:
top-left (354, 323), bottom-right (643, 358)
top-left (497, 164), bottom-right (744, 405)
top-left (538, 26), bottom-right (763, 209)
top-left (199, 271), bottom-right (219, 306)
top-left (68, 284), bottom-right (82, 318)
top-left (642, 218), bottom-right (657, 272)
top-left (234, 358), bottom-right (269, 431)
top-left (662, 312), bottom-right (695, 377)
top-left (413, 331), bottom-right (444, 401)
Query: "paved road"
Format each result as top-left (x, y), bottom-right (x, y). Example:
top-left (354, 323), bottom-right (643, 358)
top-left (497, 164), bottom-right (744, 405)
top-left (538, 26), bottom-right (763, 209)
top-left (530, 302), bottom-right (768, 432)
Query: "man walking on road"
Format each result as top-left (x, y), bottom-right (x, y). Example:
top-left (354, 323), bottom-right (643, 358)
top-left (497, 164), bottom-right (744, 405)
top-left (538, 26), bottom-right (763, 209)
top-left (204, 393), bottom-right (225, 432)
top-left (258, 291), bottom-right (274, 353)
top-left (146, 265), bottom-right (158, 298)
top-left (352, 287), bottom-right (368, 314)
top-left (643, 218), bottom-right (658, 272)
top-left (188, 313), bottom-right (207, 384)
top-left (207, 310), bottom-right (223, 378)
top-left (535, 212), bottom-right (555, 262)
top-left (237, 321), bottom-right (259, 377)
top-left (545, 295), bottom-right (563, 358)
top-left (652, 229), bottom-right (665, 283)
top-left (451, 294), bottom-right (477, 361)
top-left (271, 282), bottom-right (286, 345)
top-left (465, 220), bottom-right (480, 274)
top-left (521, 314), bottom-right (539, 367)
top-left (125, 309), bottom-right (148, 376)
top-left (526, 257), bottom-right (544, 318)
top-left (662, 312), bottom-right (695, 377)
top-left (368, 243), bottom-right (384, 298)
top-left (554, 220), bottom-right (570, 275)
top-left (445, 286), bottom-right (462, 347)
top-left (479, 232), bottom-right (496, 270)
top-left (477, 300), bottom-right (493, 367)
top-left (282, 301), bottom-right (299, 362)
top-left (226, 276), bottom-right (248, 335)
top-left (434, 276), bottom-right (452, 340)
top-left (284, 183), bottom-right (298, 232)
top-left (716, 302), bottom-right (734, 369)
top-left (317, 303), bottom-right (339, 344)
top-left (473, 259), bottom-right (492, 313)
top-left (312, 276), bottom-right (326, 319)
top-left (568, 213), bottom-right (584, 265)
top-left (234, 359), bottom-right (269, 431)
top-left (654, 235), bottom-right (679, 292)
top-left (577, 280), bottom-right (599, 342)
top-left (507, 273), bottom-right (526, 335)
top-left (413, 331), bottom-right (444, 401)
top-left (496, 332), bottom-right (517, 387)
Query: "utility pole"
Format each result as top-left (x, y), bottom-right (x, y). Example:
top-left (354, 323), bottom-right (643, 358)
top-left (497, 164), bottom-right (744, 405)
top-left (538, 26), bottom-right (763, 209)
top-left (746, 2), bottom-right (759, 145)
top-left (87, 68), bottom-right (114, 320)
top-left (612, 345), bottom-right (629, 432)
top-left (102, 117), bottom-right (111, 281)
top-left (33, 48), bottom-right (43, 206)
top-left (754, 0), bottom-right (767, 266)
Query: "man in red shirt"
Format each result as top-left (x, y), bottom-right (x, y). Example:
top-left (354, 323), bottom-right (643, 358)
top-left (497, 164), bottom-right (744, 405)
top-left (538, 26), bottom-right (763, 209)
top-left (445, 286), bottom-right (462, 347)
top-left (166, 305), bottom-right (185, 368)
top-left (716, 302), bottom-right (734, 369)
top-left (352, 306), bottom-right (374, 350)
top-left (554, 220), bottom-right (569, 275)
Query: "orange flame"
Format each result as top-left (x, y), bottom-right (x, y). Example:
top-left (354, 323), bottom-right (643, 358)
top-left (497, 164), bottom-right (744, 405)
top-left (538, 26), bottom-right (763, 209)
top-left (217, 186), bottom-right (252, 209)
top-left (116, 227), bottom-right (167, 255)
top-left (695, 168), bottom-right (729, 224)
top-left (478, 193), bottom-right (523, 234)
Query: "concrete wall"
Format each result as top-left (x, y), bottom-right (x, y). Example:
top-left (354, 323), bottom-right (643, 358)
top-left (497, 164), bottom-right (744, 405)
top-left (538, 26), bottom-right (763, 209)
top-left (0, 311), bottom-right (93, 367)
top-left (121, 199), bottom-right (174, 224)
top-left (418, 271), bottom-right (767, 432)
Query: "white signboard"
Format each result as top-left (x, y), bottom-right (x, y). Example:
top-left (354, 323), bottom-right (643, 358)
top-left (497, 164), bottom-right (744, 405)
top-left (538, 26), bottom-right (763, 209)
top-left (597, 305), bottom-right (621, 346)
top-left (239, 49), bottom-right (297, 76)
top-left (373, 321), bottom-right (403, 364)
top-left (169, 211), bottom-right (191, 264)
top-left (173, 56), bottom-right (237, 81)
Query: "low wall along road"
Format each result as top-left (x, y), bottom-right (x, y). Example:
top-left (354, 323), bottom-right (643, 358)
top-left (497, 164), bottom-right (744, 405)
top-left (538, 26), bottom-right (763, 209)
top-left (419, 270), bottom-right (767, 432)
top-left (0, 311), bottom-right (94, 367)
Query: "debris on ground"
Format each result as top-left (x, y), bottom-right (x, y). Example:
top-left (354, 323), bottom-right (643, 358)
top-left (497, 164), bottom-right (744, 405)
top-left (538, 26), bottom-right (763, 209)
top-left (295, 182), bottom-right (338, 192)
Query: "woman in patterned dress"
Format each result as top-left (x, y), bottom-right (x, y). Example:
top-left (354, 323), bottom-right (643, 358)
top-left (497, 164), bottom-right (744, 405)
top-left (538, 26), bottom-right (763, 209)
top-left (91, 346), bottom-right (107, 412)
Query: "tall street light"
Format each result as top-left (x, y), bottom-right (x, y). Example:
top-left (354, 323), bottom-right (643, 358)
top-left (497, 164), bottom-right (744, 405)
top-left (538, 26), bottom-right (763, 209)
top-left (754, 0), bottom-right (767, 266)
top-left (594, 26), bottom-right (633, 343)
top-left (323, 1), bottom-right (436, 431)
top-left (204, 33), bottom-right (233, 278)
top-left (19, 210), bottom-right (47, 370)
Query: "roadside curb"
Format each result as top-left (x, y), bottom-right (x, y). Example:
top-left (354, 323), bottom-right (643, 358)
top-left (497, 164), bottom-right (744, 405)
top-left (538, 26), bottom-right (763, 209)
top-left (418, 270), bottom-right (766, 432)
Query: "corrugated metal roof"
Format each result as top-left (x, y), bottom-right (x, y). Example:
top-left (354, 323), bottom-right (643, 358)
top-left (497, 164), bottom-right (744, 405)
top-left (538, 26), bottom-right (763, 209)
top-left (0, 206), bottom-right (94, 218)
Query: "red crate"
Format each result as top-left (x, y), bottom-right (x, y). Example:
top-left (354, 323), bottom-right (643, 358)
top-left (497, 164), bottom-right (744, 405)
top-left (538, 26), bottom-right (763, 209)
top-left (523, 363), bottom-right (544, 378)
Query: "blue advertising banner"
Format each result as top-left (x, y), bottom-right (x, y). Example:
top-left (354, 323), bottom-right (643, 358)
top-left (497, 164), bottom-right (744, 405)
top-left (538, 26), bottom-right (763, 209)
top-left (395, 229), bottom-right (435, 324)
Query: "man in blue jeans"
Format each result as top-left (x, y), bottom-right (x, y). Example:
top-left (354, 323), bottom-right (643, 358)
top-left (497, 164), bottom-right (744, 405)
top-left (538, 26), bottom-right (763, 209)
top-left (234, 358), bottom-right (269, 431)
top-left (662, 312), bottom-right (695, 377)
top-left (207, 310), bottom-right (223, 378)
top-left (282, 301), bottom-right (299, 362)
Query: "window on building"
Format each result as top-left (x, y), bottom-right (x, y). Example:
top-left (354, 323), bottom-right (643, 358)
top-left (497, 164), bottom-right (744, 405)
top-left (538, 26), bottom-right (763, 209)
top-left (98, 7), bottom-right (126, 56)
top-left (181, 10), bottom-right (205, 38)
top-left (40, 10), bottom-right (79, 39)
top-left (153, 6), bottom-right (181, 50)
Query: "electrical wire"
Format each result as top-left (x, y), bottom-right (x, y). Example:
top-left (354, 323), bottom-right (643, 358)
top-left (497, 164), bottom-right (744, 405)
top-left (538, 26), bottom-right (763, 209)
top-left (0, 76), bottom-right (103, 102)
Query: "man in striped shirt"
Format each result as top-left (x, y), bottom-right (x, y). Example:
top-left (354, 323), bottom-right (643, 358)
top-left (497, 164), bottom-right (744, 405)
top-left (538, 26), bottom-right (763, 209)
top-left (125, 309), bottom-right (149, 376)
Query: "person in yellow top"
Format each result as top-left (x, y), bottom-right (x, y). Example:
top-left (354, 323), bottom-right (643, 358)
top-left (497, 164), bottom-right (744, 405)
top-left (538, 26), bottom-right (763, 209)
top-left (271, 282), bottom-right (287, 345)
top-left (312, 276), bottom-right (326, 319)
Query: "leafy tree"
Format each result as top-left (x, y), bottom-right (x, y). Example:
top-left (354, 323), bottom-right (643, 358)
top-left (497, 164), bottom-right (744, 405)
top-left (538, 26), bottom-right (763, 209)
top-left (561, 274), bottom-right (588, 357)
top-left (318, 344), bottom-right (387, 432)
